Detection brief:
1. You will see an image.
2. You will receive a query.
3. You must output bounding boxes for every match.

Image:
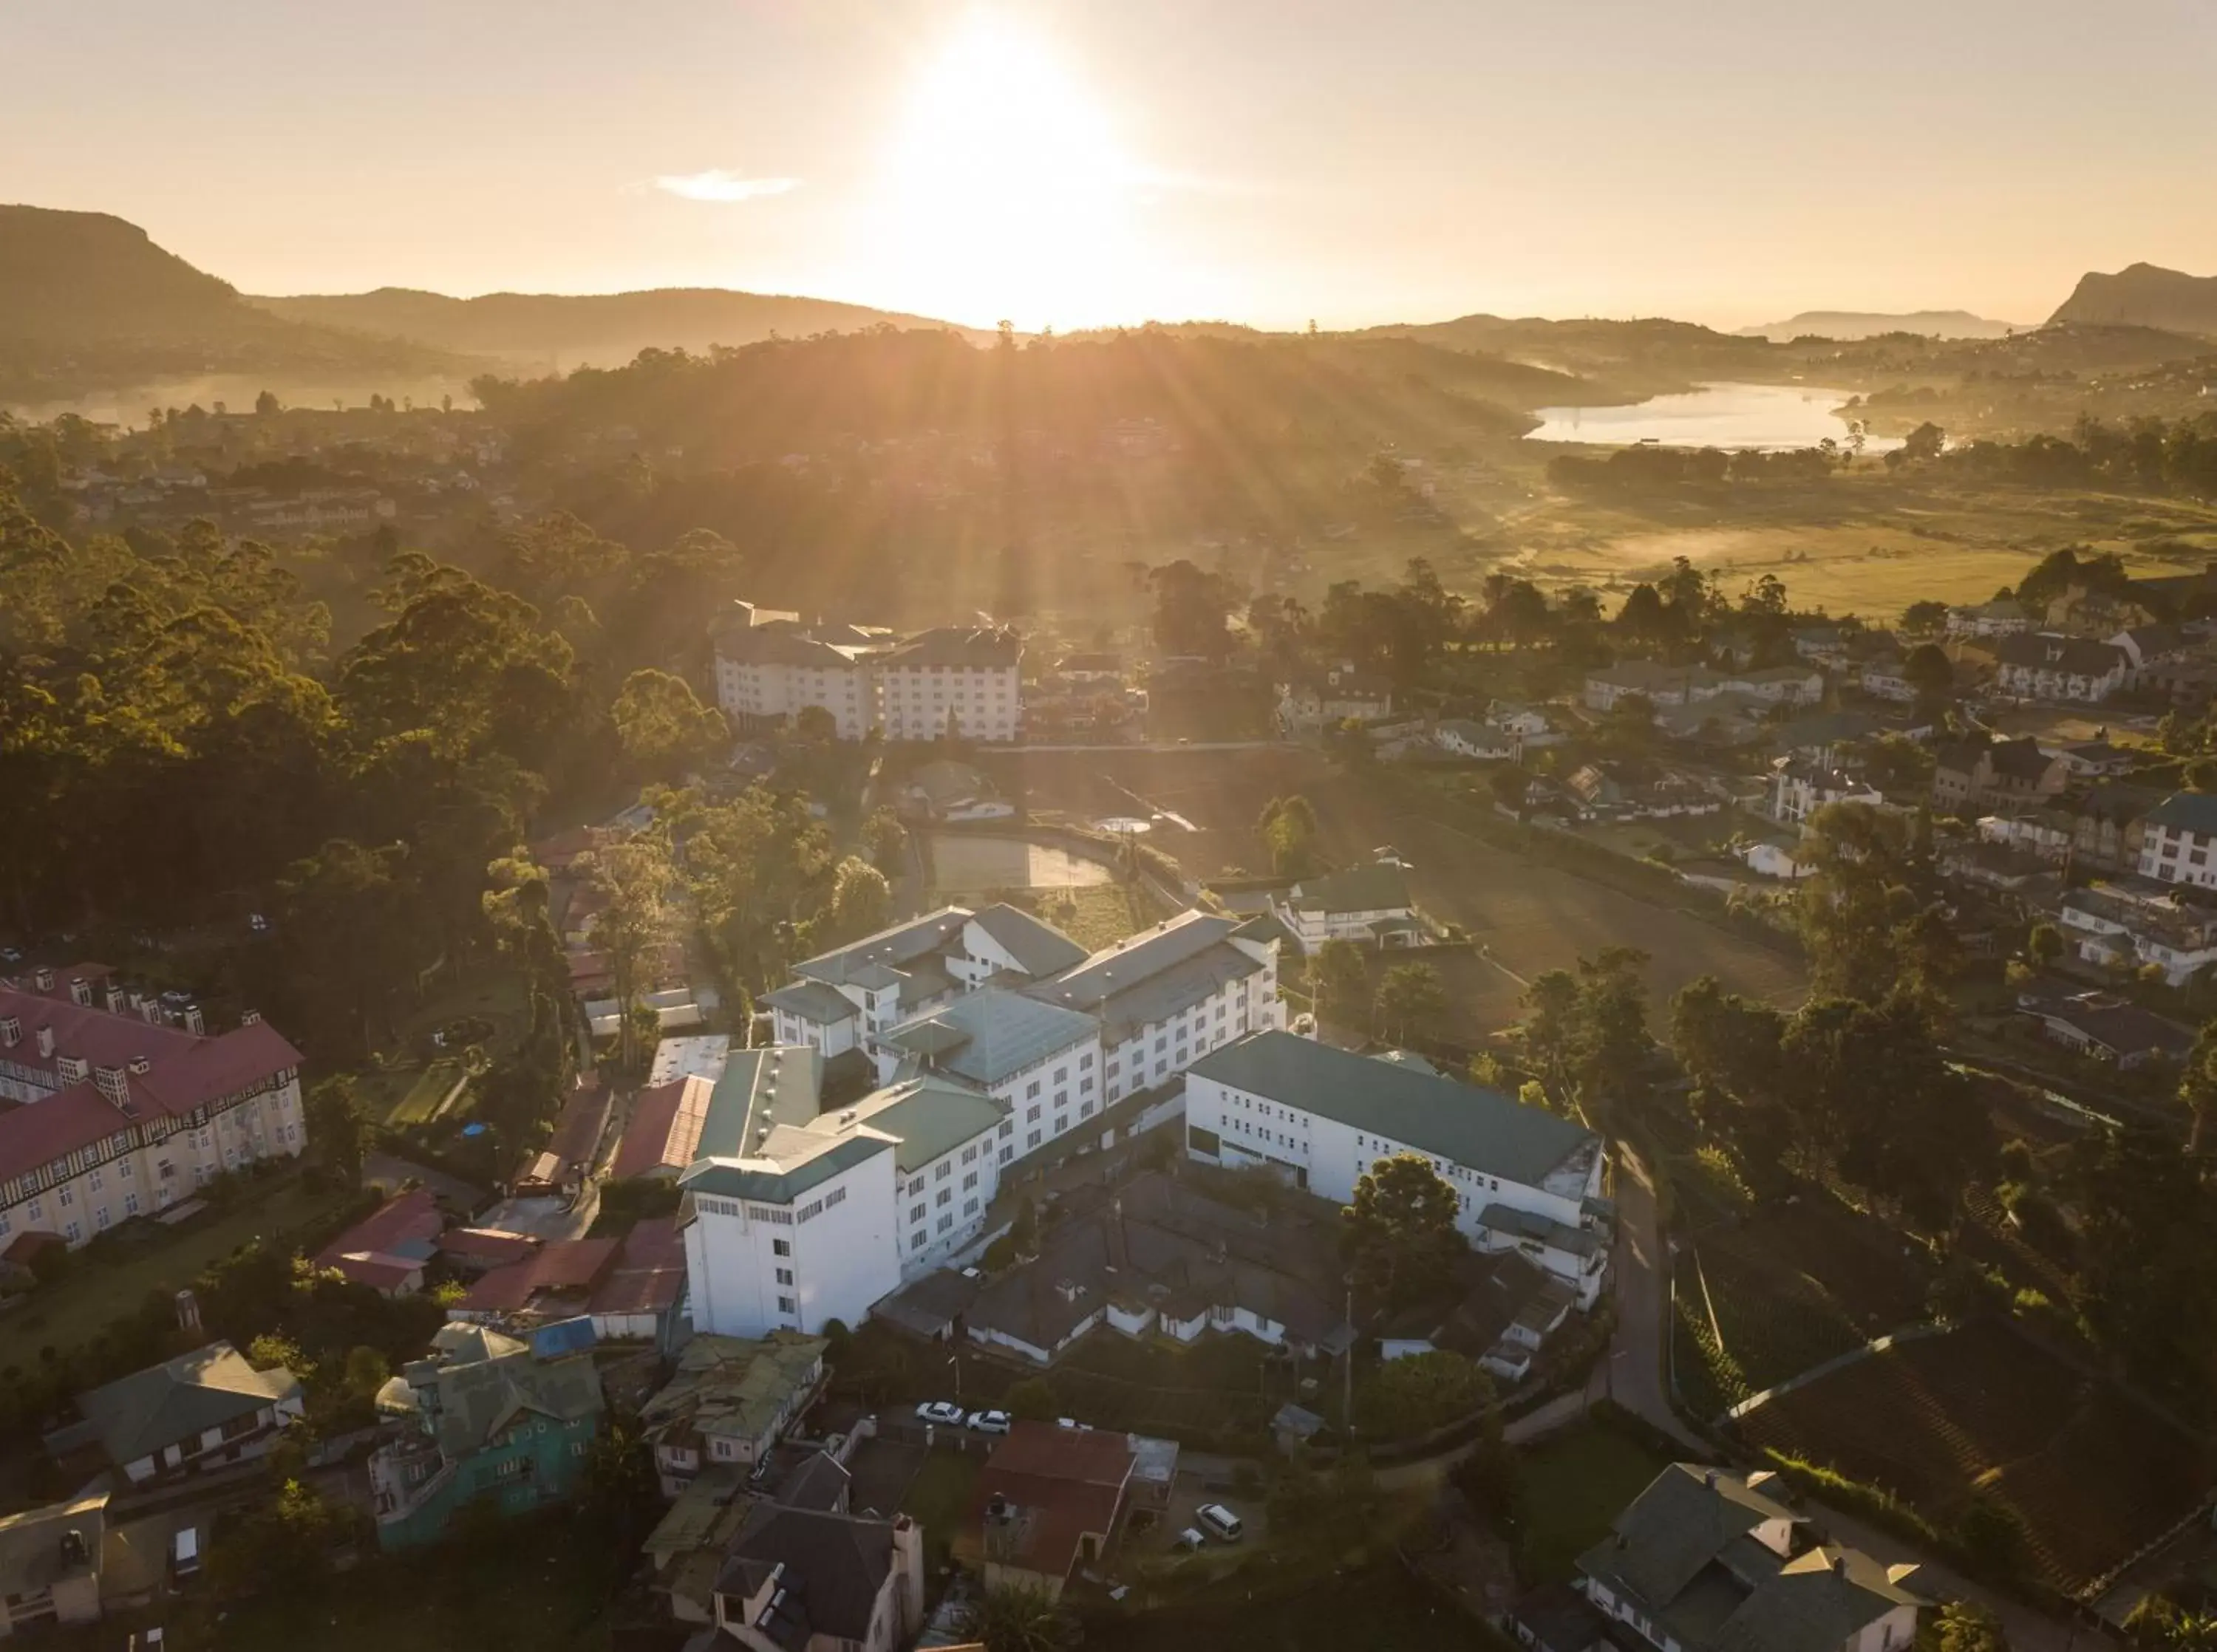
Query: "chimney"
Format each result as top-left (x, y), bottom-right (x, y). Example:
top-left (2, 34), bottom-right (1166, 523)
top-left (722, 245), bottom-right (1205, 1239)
top-left (1831, 1554), bottom-right (1848, 1578)
top-left (240, 1008), bottom-right (261, 1028)
top-left (129, 1054), bottom-right (151, 1076)
top-left (183, 1005), bottom-right (205, 1035)
top-left (36, 1025), bottom-right (55, 1059)
top-left (95, 1066), bottom-right (127, 1106)
top-left (1703, 1469), bottom-right (1718, 1489)
top-left (103, 982), bottom-right (125, 1014)
top-left (140, 999), bottom-right (161, 1025)
top-left (68, 977), bottom-right (91, 1007)
top-left (0, 1017), bottom-right (16, 1048)
top-left (175, 1289), bottom-right (202, 1335)
top-left (33, 966), bottom-right (54, 992)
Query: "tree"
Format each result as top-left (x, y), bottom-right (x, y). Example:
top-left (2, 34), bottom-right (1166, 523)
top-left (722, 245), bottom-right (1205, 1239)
top-left (2026, 922), bottom-right (2063, 972)
top-left (305, 1076), bottom-right (368, 1189)
top-left (1258, 795), bottom-right (1321, 878)
top-left (1374, 962), bottom-right (1446, 1046)
top-left (824, 856), bottom-right (891, 945)
top-left (1148, 559), bottom-right (1239, 659)
top-left (1311, 938), bottom-right (1371, 1031)
top-left (577, 833), bottom-right (678, 1072)
top-left (611, 668), bottom-right (727, 776)
top-left (1931, 1602), bottom-right (2008, 1652)
top-left (1344, 1153), bottom-right (1465, 1307)
top-left (254, 389), bottom-right (281, 417)
top-left (960, 1582), bottom-right (1080, 1652)
top-left (1901, 421), bottom-right (1947, 463)
top-left (1901, 598), bottom-right (1949, 634)
top-left (1903, 643), bottom-right (1954, 706)
top-left (863, 807), bottom-right (907, 873)
top-left (2183, 1020), bottom-right (2217, 1155)
top-left (1355, 1350), bottom-right (1492, 1436)
top-left (1005, 1376), bottom-right (1058, 1421)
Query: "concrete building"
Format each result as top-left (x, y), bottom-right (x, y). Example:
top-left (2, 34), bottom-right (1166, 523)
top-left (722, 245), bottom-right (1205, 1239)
top-left (2139, 792), bottom-right (2217, 890)
top-left (712, 605), bottom-right (883, 740)
top-left (0, 1490), bottom-right (107, 1637)
top-left (48, 1342), bottom-right (304, 1487)
top-left (873, 626), bottom-right (1025, 743)
top-left (1994, 633), bottom-right (2128, 703)
top-left (1266, 861), bottom-right (1420, 953)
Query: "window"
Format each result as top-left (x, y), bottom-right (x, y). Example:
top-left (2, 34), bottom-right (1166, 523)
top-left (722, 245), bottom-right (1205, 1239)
top-left (1026, 1130), bottom-right (1041, 1149)
top-left (1026, 1104), bottom-right (1041, 1122)
top-left (908, 1176), bottom-right (924, 1195)
top-left (1054, 1116), bottom-right (1067, 1135)
top-left (998, 1120), bottom-right (1012, 1139)
top-left (95, 1206), bottom-right (112, 1231)
top-left (1079, 1052), bottom-right (1093, 1071)
top-left (775, 1267), bottom-right (794, 1286)
top-left (64, 1221), bottom-right (81, 1243)
top-left (1053, 1065), bottom-right (1068, 1084)
top-left (911, 1204), bottom-right (927, 1223)
top-left (962, 1170), bottom-right (978, 1191)
top-left (937, 1214), bottom-right (953, 1232)
top-left (89, 1166), bottom-right (103, 1192)
top-left (1080, 1077), bottom-right (1094, 1095)
top-left (120, 1158), bottom-right (132, 1181)
top-left (1026, 1079), bottom-right (1041, 1099)
top-left (935, 1161), bottom-right (952, 1181)
top-left (123, 1192), bottom-right (139, 1216)
top-left (58, 1185), bottom-right (73, 1209)
top-left (1080, 1101), bottom-right (1094, 1119)
top-left (936, 1188), bottom-right (952, 1206)
top-left (964, 1197), bottom-right (978, 1216)
top-left (772, 1238), bottom-right (791, 1257)
top-left (777, 1295), bottom-right (797, 1314)
top-left (912, 1231), bottom-right (928, 1251)
top-left (999, 1145), bottom-right (1013, 1164)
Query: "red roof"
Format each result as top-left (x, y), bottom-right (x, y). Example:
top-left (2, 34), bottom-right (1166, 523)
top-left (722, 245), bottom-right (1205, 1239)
top-left (970, 1422), bottom-right (1135, 1585)
top-left (608, 1074), bottom-right (713, 1180)
top-left (314, 1187), bottom-right (444, 1290)
top-left (2, 1229), bottom-right (65, 1266)
top-left (544, 1082), bottom-right (612, 1173)
top-left (437, 1227), bottom-right (542, 1269)
top-left (457, 1237), bottom-right (620, 1313)
top-left (986, 1420), bottom-right (1137, 1487)
top-left (587, 1218), bottom-right (686, 1317)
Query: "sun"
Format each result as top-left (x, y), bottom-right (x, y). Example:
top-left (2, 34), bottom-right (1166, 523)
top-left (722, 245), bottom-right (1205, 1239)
top-left (873, 12), bottom-right (1148, 330)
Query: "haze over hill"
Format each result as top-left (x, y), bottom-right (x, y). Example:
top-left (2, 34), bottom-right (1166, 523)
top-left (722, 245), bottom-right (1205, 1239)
top-left (1734, 310), bottom-right (2026, 342)
top-left (2049, 263), bottom-right (2217, 338)
top-left (248, 287), bottom-right (992, 370)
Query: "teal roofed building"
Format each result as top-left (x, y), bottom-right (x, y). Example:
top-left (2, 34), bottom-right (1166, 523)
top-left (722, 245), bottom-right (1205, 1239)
top-left (367, 1320), bottom-right (605, 1549)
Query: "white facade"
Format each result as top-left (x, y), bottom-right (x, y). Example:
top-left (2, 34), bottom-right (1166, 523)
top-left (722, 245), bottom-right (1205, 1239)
top-left (1098, 955), bottom-right (1278, 1106)
top-left (875, 659), bottom-right (1023, 742)
top-left (1436, 720), bottom-right (1522, 762)
top-left (894, 1124), bottom-right (1004, 1274)
top-left (683, 1147), bottom-right (902, 1339)
top-left (2139, 808), bottom-right (2217, 890)
top-left (715, 651), bottom-right (875, 740)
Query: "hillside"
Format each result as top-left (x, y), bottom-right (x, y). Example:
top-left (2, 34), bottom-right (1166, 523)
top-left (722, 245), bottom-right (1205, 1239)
top-left (1735, 309), bottom-right (2026, 341)
top-left (0, 204), bottom-right (471, 409)
top-left (247, 287), bottom-right (991, 367)
top-left (2050, 263), bottom-right (2217, 337)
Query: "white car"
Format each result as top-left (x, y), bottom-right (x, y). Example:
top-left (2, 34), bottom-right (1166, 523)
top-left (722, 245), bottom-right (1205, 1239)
top-left (1196, 1502), bottom-right (1244, 1543)
top-left (914, 1401), bottom-right (966, 1427)
top-left (966, 1409), bottom-right (1012, 1434)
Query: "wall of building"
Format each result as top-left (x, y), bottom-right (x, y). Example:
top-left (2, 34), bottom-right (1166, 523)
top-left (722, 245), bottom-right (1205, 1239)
top-left (686, 1151), bottom-right (902, 1338)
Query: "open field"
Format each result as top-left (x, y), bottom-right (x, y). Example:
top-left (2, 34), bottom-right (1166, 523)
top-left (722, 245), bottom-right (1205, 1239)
top-left (1517, 1420), bottom-right (1675, 1583)
top-left (1736, 1317), bottom-right (2208, 1596)
top-left (980, 750), bottom-right (1806, 1040)
top-left (381, 1057), bottom-right (467, 1126)
top-left (0, 1173), bottom-right (350, 1375)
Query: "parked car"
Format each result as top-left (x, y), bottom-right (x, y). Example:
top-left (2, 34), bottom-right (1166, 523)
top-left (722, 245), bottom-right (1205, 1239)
top-left (1196, 1503), bottom-right (1244, 1543)
top-left (915, 1400), bottom-right (966, 1426)
top-left (966, 1409), bottom-right (1012, 1434)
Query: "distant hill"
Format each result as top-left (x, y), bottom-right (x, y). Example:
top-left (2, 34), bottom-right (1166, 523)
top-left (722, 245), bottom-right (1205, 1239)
top-left (247, 287), bottom-right (990, 368)
top-left (1736, 310), bottom-right (2026, 342)
top-left (0, 203), bottom-right (469, 409)
top-left (2049, 264), bottom-right (2217, 338)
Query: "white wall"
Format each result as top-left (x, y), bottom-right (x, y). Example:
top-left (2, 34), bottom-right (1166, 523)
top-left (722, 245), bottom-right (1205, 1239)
top-left (685, 1150), bottom-right (902, 1337)
top-left (896, 1122), bottom-right (1004, 1277)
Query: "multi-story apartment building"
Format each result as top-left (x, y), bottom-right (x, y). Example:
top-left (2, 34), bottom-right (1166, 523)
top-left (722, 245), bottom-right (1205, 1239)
top-left (874, 989), bottom-right (1103, 1159)
top-left (2138, 791), bottom-right (2217, 889)
top-left (713, 618), bottom-right (879, 740)
top-left (872, 626), bottom-right (1025, 743)
top-left (1993, 633), bottom-right (2129, 703)
top-left (0, 966), bottom-right (307, 1249)
top-left (1184, 1031), bottom-right (1610, 1305)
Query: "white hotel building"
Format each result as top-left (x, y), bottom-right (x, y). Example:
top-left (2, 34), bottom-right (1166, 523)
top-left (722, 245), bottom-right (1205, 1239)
top-left (0, 965), bottom-right (308, 1249)
top-left (710, 602), bottom-right (1026, 743)
top-left (1185, 1031), bottom-right (1610, 1305)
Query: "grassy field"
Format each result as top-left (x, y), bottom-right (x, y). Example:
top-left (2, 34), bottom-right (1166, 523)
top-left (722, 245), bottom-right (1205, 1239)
top-left (1516, 1421), bottom-right (1675, 1584)
top-left (1737, 1317), bottom-right (2208, 1596)
top-left (380, 1058), bottom-right (468, 1127)
top-left (0, 1173), bottom-right (350, 1375)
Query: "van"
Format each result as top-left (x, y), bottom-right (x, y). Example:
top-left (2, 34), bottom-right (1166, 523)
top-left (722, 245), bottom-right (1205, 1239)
top-left (1195, 1503), bottom-right (1244, 1543)
top-left (170, 1526), bottom-right (200, 1584)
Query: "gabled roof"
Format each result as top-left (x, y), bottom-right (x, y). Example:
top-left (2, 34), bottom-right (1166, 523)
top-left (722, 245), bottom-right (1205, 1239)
top-left (2147, 791), bottom-right (2217, 838)
top-left (70, 1341), bottom-right (301, 1467)
top-left (1284, 862), bottom-right (1411, 914)
top-left (878, 988), bottom-right (1095, 1088)
top-left (967, 904), bottom-right (1089, 977)
top-left (313, 1187), bottom-right (444, 1289)
top-left (879, 625), bottom-right (1024, 669)
top-left (611, 1073), bottom-right (717, 1179)
top-left (697, 1046), bottom-right (825, 1161)
top-left (761, 977), bottom-right (859, 1024)
top-left (1191, 1031), bottom-right (1601, 1192)
top-left (842, 1076), bottom-right (1006, 1173)
top-left (1027, 912), bottom-right (1267, 1040)
top-left (1995, 632), bottom-right (2128, 676)
top-left (641, 1331), bottom-right (828, 1447)
top-left (401, 1322), bottom-right (604, 1459)
top-left (792, 907), bottom-right (973, 990)
top-left (715, 1503), bottom-right (899, 1643)
top-left (1580, 1464), bottom-right (1800, 1613)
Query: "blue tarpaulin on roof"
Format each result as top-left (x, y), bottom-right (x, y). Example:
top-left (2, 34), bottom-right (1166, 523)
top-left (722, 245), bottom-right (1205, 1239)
top-left (531, 1316), bottom-right (599, 1359)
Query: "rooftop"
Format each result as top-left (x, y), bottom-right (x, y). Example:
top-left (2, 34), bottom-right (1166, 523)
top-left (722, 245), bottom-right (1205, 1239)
top-left (1282, 861), bottom-right (1412, 914)
top-left (1027, 912), bottom-right (1269, 1040)
top-left (388, 1320), bottom-right (603, 1461)
top-left (313, 1187), bottom-right (445, 1291)
top-left (715, 1503), bottom-right (902, 1645)
top-left (641, 1331), bottom-right (828, 1447)
top-left (610, 1072), bottom-right (718, 1180)
top-left (67, 1340), bottom-right (301, 1467)
top-left (879, 987), bottom-right (1097, 1088)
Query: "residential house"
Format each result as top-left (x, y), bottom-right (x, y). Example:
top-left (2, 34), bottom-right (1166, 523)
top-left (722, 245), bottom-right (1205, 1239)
top-left (1653, 691), bottom-right (1771, 747)
top-left (1930, 738), bottom-right (2068, 815)
top-left (1975, 811), bottom-right (2077, 865)
top-left (0, 970), bottom-right (307, 1248)
top-left (313, 1186), bottom-right (446, 1294)
top-left (2137, 792), bottom-right (2217, 889)
top-left (1488, 701), bottom-right (1564, 748)
top-left (1790, 624), bottom-right (1850, 664)
top-left (1436, 718), bottom-right (1522, 762)
top-left (47, 1342), bottom-right (303, 1487)
top-left (1185, 1031), bottom-right (1609, 1304)
top-left (964, 1423), bottom-right (1136, 1600)
top-left (640, 1331), bottom-right (828, 1498)
top-left (512, 1074), bottom-right (611, 1198)
top-left (1545, 1464), bottom-right (1921, 1652)
top-left (455, 1221), bottom-right (685, 1345)
top-left (1946, 599), bottom-right (2031, 638)
top-left (710, 1503), bottom-right (924, 1652)
top-left (1937, 839), bottom-right (2057, 896)
top-left (369, 1321), bottom-right (605, 1549)
top-left (1993, 633), bottom-right (2128, 703)
top-left (2056, 880), bottom-right (2217, 986)
top-left (0, 1490), bottom-right (106, 1637)
top-left (2041, 737), bottom-right (2136, 779)
top-left (1056, 652), bottom-right (1124, 686)
top-left (1859, 655), bottom-right (1916, 702)
top-left (1737, 830), bottom-right (1817, 883)
top-left (1582, 661), bottom-right (1721, 713)
top-left (1714, 664), bottom-right (1825, 707)
top-left (1377, 1249), bottom-right (1577, 1383)
top-left (1276, 663), bottom-right (1395, 731)
top-left (1266, 861), bottom-right (1420, 952)
top-left (2110, 624), bottom-right (2196, 686)
top-left (1768, 760), bottom-right (1882, 825)
top-left (1769, 711), bottom-right (1881, 765)
top-left (2015, 989), bottom-right (2194, 1068)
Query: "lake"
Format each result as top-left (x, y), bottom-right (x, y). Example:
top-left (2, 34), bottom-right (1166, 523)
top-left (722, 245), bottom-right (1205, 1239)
top-left (1528, 381), bottom-right (1901, 452)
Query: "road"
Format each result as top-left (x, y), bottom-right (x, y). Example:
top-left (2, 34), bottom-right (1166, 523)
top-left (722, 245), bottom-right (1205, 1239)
top-left (1607, 1142), bottom-right (1706, 1453)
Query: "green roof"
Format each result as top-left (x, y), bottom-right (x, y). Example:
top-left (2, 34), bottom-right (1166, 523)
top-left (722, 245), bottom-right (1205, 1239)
top-left (72, 1341), bottom-right (301, 1467)
top-left (1286, 862), bottom-right (1411, 913)
top-left (967, 903), bottom-right (1089, 977)
top-left (846, 1075), bottom-right (1007, 1173)
top-left (879, 987), bottom-right (1096, 1087)
top-left (761, 978), bottom-right (859, 1023)
top-left (698, 1046), bottom-right (824, 1160)
top-left (1189, 1031), bottom-right (1599, 1191)
top-left (679, 1128), bottom-right (892, 1204)
top-left (403, 1322), bottom-right (603, 1460)
top-left (2148, 791), bottom-right (2217, 838)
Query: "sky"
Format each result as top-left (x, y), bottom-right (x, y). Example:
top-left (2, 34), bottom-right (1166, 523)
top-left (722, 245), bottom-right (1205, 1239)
top-left (6, 0), bottom-right (2217, 333)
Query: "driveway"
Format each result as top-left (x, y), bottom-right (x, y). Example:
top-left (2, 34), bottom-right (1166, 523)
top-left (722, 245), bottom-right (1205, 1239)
top-left (1608, 1143), bottom-right (1706, 1453)
top-left (362, 1151), bottom-right (487, 1211)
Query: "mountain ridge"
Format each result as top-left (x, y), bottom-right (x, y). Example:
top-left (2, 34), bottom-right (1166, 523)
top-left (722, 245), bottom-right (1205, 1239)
top-left (2049, 263), bottom-right (2217, 338)
top-left (1734, 309), bottom-right (2026, 342)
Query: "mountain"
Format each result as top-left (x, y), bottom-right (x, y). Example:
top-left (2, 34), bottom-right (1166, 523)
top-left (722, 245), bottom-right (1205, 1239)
top-left (2049, 264), bottom-right (2217, 338)
top-left (247, 287), bottom-right (990, 369)
top-left (1735, 310), bottom-right (2026, 342)
top-left (0, 204), bottom-right (470, 409)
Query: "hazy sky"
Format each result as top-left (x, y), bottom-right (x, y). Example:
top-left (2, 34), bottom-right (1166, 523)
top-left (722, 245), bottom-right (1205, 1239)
top-left (7, 0), bottom-right (2216, 332)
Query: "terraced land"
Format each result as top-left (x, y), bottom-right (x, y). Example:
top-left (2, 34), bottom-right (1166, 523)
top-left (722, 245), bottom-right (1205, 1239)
top-left (1737, 1317), bottom-right (2207, 1597)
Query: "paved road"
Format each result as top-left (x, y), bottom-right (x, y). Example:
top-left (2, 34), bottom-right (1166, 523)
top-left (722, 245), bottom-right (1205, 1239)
top-left (1607, 1143), bottom-right (1706, 1453)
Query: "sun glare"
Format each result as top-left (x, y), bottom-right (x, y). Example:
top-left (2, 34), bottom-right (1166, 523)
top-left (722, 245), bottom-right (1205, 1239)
top-left (873, 13), bottom-right (1150, 330)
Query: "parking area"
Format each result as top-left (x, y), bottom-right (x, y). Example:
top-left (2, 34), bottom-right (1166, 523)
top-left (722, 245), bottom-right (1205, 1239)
top-left (1128, 1468), bottom-right (1267, 1559)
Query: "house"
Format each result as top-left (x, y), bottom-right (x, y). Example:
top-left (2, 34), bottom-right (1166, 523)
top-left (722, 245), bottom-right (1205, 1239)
top-left (640, 1331), bottom-right (828, 1498)
top-left (313, 1186), bottom-right (445, 1294)
top-left (1859, 655), bottom-right (1915, 702)
top-left (2138, 792), bottom-right (2217, 889)
top-left (1276, 663), bottom-right (1394, 731)
top-left (0, 971), bottom-right (307, 1247)
top-left (710, 1503), bottom-right (925, 1652)
top-left (1488, 701), bottom-right (1564, 747)
top-left (2110, 624), bottom-right (2196, 685)
top-left (0, 1489), bottom-right (107, 1637)
top-left (47, 1342), bottom-right (304, 1487)
top-left (2041, 737), bottom-right (2136, 779)
top-left (1583, 661), bottom-right (1723, 713)
top-left (1267, 861), bottom-right (1420, 952)
top-left (1436, 718), bottom-right (1523, 762)
top-left (1653, 692), bottom-right (1771, 747)
top-left (1768, 711), bottom-right (1881, 765)
top-left (452, 1219), bottom-right (684, 1342)
top-left (1983, 785), bottom-right (2159, 875)
top-left (2016, 989), bottom-right (2194, 1068)
top-left (1185, 1031), bottom-right (1609, 1304)
top-left (1056, 651), bottom-right (1124, 686)
top-left (1938, 840), bottom-right (2055, 895)
top-left (1993, 633), bottom-right (2128, 703)
top-left (1737, 830), bottom-right (1817, 882)
top-left (964, 1422), bottom-right (1137, 1600)
top-left (1377, 1249), bottom-right (1577, 1383)
top-left (1930, 737), bottom-right (2067, 815)
top-left (2055, 880), bottom-right (2217, 986)
top-left (369, 1321), bottom-right (605, 1548)
top-left (1946, 598), bottom-right (2030, 638)
top-left (1714, 664), bottom-right (1825, 707)
top-left (1547, 1464), bottom-right (1921, 1652)
top-left (1768, 760), bottom-right (1882, 825)
top-left (610, 1073), bottom-right (717, 1181)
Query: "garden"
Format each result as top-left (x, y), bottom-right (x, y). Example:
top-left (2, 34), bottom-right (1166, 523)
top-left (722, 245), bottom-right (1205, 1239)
top-left (1734, 1316), bottom-right (2208, 1597)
